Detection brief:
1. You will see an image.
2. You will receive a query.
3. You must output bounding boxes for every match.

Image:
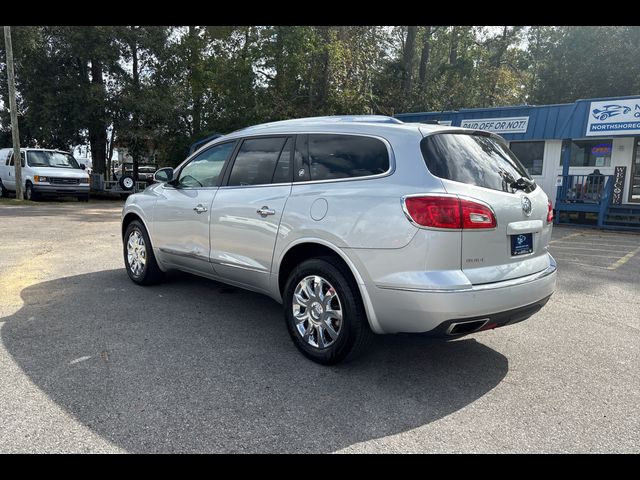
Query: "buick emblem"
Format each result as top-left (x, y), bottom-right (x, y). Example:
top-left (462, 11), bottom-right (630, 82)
top-left (521, 196), bottom-right (532, 217)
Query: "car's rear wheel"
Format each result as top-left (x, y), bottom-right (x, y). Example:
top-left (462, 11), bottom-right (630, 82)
top-left (283, 256), bottom-right (373, 365)
top-left (0, 180), bottom-right (8, 198)
top-left (123, 220), bottom-right (163, 285)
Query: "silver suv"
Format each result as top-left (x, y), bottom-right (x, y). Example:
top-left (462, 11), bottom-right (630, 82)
top-left (121, 116), bottom-right (556, 364)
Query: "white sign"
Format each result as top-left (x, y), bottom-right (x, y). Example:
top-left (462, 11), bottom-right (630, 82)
top-left (586, 98), bottom-right (640, 136)
top-left (555, 176), bottom-right (563, 187)
top-left (460, 116), bottom-right (529, 134)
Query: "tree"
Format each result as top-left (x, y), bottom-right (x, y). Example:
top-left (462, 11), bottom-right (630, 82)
top-left (4, 24), bottom-right (640, 173)
top-left (0, 26), bottom-right (121, 175)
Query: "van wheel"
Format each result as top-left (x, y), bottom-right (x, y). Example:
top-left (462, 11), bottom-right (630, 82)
top-left (24, 182), bottom-right (36, 201)
top-left (0, 181), bottom-right (7, 198)
top-left (123, 220), bottom-right (164, 285)
top-left (283, 256), bottom-right (374, 365)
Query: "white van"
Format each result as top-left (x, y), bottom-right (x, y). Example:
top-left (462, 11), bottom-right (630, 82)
top-left (0, 148), bottom-right (91, 201)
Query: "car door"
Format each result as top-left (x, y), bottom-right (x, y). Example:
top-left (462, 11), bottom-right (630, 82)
top-left (209, 136), bottom-right (293, 293)
top-left (3, 151), bottom-right (25, 190)
top-left (152, 141), bottom-right (237, 275)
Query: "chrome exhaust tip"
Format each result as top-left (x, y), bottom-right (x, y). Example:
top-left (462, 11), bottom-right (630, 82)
top-left (446, 319), bottom-right (489, 335)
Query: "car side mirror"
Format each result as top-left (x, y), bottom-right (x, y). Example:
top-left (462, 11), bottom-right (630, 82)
top-left (153, 167), bottom-right (174, 183)
top-left (81, 164), bottom-right (86, 170)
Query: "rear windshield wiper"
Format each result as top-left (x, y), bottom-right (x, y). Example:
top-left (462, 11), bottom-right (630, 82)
top-left (510, 177), bottom-right (536, 191)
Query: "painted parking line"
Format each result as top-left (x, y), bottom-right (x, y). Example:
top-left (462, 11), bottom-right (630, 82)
top-left (549, 232), bottom-right (583, 244)
top-left (551, 252), bottom-right (623, 259)
top-left (550, 245), bottom-right (633, 253)
top-left (607, 245), bottom-right (640, 270)
top-left (557, 261), bottom-right (609, 270)
top-left (552, 241), bottom-right (640, 248)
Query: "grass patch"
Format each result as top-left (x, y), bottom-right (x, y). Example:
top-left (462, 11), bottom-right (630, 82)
top-left (0, 197), bottom-right (36, 206)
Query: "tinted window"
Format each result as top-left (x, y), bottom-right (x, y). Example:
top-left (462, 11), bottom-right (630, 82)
top-left (307, 134), bottom-right (389, 181)
top-left (178, 141), bottom-right (236, 188)
top-left (272, 137), bottom-right (292, 183)
top-left (421, 133), bottom-right (533, 193)
top-left (228, 137), bottom-right (287, 186)
top-left (509, 141), bottom-right (544, 176)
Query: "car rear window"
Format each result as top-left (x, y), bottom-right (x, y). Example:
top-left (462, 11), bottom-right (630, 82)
top-left (294, 134), bottom-right (389, 182)
top-left (420, 133), bottom-right (533, 193)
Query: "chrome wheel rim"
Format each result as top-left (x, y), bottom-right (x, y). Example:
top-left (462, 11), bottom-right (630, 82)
top-left (123, 177), bottom-right (134, 189)
top-left (127, 230), bottom-right (146, 277)
top-left (292, 275), bottom-right (343, 349)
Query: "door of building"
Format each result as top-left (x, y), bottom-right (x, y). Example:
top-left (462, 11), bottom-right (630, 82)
top-left (629, 138), bottom-right (640, 203)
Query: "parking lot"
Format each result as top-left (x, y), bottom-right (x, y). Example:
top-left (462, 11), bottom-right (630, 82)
top-left (0, 200), bottom-right (639, 453)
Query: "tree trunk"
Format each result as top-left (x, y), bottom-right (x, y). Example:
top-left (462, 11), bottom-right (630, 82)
top-left (89, 58), bottom-right (107, 176)
top-left (418, 26), bottom-right (432, 87)
top-left (401, 26), bottom-right (417, 101)
top-left (273, 26), bottom-right (285, 101)
top-left (315, 26), bottom-right (331, 112)
top-left (488, 26), bottom-right (515, 106)
top-left (449, 26), bottom-right (458, 66)
top-left (131, 30), bottom-right (140, 183)
top-left (188, 26), bottom-right (202, 137)
top-left (107, 128), bottom-right (116, 181)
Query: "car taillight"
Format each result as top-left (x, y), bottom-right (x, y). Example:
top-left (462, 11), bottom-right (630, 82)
top-left (460, 198), bottom-right (497, 229)
top-left (547, 200), bottom-right (554, 224)
top-left (403, 195), bottom-right (496, 229)
top-left (403, 196), bottom-right (461, 229)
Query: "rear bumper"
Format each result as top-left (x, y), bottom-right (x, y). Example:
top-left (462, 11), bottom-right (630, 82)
top-left (33, 184), bottom-right (89, 196)
top-left (365, 256), bottom-right (557, 334)
top-left (426, 295), bottom-right (552, 337)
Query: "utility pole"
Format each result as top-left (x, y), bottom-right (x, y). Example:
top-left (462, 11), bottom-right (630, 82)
top-left (4, 26), bottom-right (23, 200)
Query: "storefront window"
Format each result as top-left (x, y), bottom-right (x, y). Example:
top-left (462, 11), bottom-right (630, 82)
top-left (509, 141), bottom-right (544, 176)
top-left (560, 139), bottom-right (613, 167)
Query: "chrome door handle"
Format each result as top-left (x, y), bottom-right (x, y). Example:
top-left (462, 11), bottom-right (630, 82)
top-left (257, 206), bottom-right (276, 217)
top-left (193, 204), bottom-right (208, 214)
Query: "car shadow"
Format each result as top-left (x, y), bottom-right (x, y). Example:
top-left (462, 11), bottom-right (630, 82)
top-left (1, 269), bottom-right (508, 453)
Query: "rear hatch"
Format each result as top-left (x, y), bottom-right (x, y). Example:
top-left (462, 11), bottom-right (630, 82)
top-left (420, 129), bottom-right (552, 285)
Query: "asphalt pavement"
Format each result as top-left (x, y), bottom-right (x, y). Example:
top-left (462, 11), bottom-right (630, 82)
top-left (0, 200), bottom-right (638, 453)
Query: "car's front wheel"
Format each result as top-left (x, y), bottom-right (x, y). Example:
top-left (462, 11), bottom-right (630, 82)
top-left (283, 256), bottom-right (373, 365)
top-left (123, 219), bottom-right (164, 285)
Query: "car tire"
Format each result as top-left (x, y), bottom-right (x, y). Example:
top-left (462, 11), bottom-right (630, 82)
top-left (0, 180), bottom-right (8, 198)
top-left (283, 256), bottom-right (374, 365)
top-left (24, 182), bottom-right (36, 201)
top-left (119, 174), bottom-right (135, 191)
top-left (123, 219), bottom-right (164, 285)
top-left (77, 195), bottom-right (90, 202)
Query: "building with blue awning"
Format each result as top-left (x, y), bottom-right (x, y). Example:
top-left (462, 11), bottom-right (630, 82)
top-left (396, 95), bottom-right (640, 229)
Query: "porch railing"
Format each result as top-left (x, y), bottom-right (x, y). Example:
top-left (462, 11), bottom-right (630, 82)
top-left (557, 174), bottom-right (612, 204)
top-left (555, 174), bottom-right (615, 227)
